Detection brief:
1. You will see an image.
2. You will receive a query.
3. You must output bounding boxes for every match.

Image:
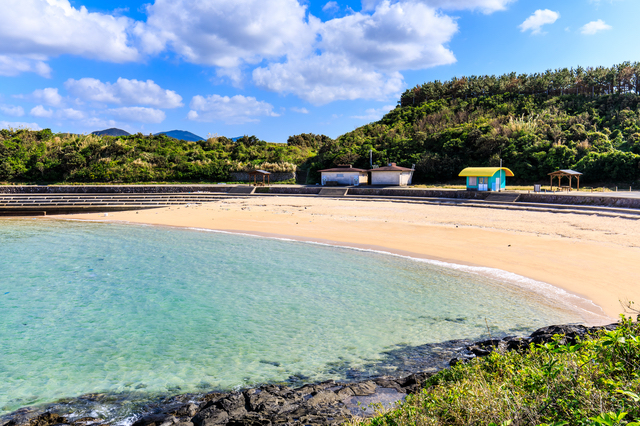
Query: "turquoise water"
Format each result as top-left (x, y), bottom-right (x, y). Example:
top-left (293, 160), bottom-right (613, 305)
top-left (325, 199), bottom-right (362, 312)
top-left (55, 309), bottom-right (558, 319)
top-left (0, 219), bottom-right (588, 417)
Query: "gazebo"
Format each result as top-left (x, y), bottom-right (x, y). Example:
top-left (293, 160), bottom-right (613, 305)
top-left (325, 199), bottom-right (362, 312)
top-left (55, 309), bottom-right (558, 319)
top-left (549, 170), bottom-right (582, 191)
top-left (248, 169), bottom-right (271, 185)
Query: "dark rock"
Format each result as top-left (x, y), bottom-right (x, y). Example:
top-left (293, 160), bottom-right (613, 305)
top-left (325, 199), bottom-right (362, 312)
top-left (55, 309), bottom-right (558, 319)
top-left (174, 423), bottom-right (194, 426)
top-left (347, 381), bottom-right (377, 396)
top-left (214, 393), bottom-right (245, 414)
top-left (131, 414), bottom-right (169, 426)
top-left (307, 391), bottom-right (339, 406)
top-left (191, 407), bottom-right (229, 426)
top-left (173, 404), bottom-right (199, 418)
top-left (28, 414), bottom-right (68, 426)
top-left (373, 378), bottom-right (404, 393)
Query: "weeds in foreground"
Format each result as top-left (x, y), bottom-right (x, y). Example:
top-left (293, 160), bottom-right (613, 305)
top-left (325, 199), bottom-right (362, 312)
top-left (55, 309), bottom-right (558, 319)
top-left (352, 316), bottom-right (640, 426)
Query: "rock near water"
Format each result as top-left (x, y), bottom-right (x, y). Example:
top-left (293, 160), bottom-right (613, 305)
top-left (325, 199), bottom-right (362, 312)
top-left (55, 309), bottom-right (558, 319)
top-left (1, 323), bottom-right (619, 426)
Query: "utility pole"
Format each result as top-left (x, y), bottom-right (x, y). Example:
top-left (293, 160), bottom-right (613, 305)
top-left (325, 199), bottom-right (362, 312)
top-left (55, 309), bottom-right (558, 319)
top-left (370, 149), bottom-right (373, 168)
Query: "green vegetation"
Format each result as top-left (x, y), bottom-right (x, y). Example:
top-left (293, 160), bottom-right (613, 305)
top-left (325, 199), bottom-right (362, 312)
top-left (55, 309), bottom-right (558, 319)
top-left (0, 130), bottom-right (311, 183)
top-left (309, 63), bottom-right (640, 184)
top-left (2, 63), bottom-right (640, 184)
top-left (355, 317), bottom-right (640, 426)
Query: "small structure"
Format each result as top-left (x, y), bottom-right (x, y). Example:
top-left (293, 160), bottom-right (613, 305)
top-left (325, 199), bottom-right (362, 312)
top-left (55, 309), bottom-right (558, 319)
top-left (459, 167), bottom-right (514, 191)
top-left (369, 163), bottom-right (414, 186)
top-left (549, 169), bottom-right (582, 191)
top-left (319, 165), bottom-right (368, 186)
top-left (248, 169), bottom-right (271, 185)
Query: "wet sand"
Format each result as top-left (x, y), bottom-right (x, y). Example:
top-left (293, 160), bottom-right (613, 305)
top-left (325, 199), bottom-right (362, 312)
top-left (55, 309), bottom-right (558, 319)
top-left (55, 196), bottom-right (640, 322)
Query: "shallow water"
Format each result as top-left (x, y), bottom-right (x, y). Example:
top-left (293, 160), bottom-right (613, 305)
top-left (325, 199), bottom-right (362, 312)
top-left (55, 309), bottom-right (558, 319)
top-left (0, 218), bottom-right (590, 418)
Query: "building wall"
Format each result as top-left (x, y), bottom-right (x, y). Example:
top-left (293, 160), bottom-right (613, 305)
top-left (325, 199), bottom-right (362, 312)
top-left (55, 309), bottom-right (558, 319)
top-left (466, 170), bottom-right (507, 191)
top-left (371, 171), bottom-right (413, 186)
top-left (321, 171), bottom-right (367, 186)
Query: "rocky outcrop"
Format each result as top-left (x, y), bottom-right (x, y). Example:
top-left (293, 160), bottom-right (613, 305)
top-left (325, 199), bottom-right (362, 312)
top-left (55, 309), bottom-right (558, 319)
top-left (1, 323), bottom-right (619, 426)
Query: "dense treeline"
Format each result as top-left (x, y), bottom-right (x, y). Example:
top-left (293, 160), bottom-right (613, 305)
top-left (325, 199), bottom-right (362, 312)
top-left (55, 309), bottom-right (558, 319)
top-left (0, 130), bottom-right (311, 183)
top-left (401, 62), bottom-right (640, 107)
top-left (304, 89), bottom-right (640, 184)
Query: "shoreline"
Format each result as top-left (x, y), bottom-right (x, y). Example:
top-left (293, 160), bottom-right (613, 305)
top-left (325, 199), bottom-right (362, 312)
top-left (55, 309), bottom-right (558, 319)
top-left (47, 195), bottom-right (640, 321)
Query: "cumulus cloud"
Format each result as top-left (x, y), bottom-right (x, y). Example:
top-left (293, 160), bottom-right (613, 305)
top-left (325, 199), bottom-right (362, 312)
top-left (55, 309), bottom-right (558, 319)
top-left (581, 19), bottom-right (612, 35)
top-left (107, 107), bottom-right (166, 123)
top-left (0, 121), bottom-right (42, 130)
top-left (323, 1), bottom-right (340, 12)
top-left (351, 104), bottom-right (396, 120)
top-left (291, 107), bottom-right (309, 114)
top-left (519, 9), bottom-right (560, 34)
top-left (138, 0), bottom-right (315, 68)
top-left (57, 108), bottom-right (85, 120)
top-left (30, 105), bottom-right (53, 118)
top-left (253, 1), bottom-right (456, 104)
top-left (0, 105), bottom-right (25, 117)
top-left (0, 55), bottom-right (51, 77)
top-left (188, 94), bottom-right (279, 125)
top-left (64, 78), bottom-right (183, 108)
top-left (20, 88), bottom-right (64, 107)
top-left (0, 0), bottom-right (139, 65)
top-left (362, 0), bottom-right (515, 13)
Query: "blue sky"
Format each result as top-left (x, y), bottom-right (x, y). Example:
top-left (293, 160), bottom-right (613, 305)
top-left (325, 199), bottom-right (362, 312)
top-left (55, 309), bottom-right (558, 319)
top-left (0, 0), bottom-right (638, 142)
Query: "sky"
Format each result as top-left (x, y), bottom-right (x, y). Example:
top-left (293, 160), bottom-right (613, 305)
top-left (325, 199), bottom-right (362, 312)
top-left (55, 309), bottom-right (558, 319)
top-left (0, 0), bottom-right (638, 142)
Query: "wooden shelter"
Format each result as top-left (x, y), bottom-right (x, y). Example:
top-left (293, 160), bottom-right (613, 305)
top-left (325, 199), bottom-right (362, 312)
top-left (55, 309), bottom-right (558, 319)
top-left (248, 169), bottom-right (271, 185)
top-left (549, 169), bottom-right (582, 191)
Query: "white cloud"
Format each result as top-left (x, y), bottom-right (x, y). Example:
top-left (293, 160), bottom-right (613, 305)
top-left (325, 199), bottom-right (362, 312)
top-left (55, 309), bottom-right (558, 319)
top-left (519, 9), bottom-right (560, 34)
top-left (0, 105), bottom-right (25, 117)
top-left (64, 78), bottom-right (183, 108)
top-left (291, 107), bottom-right (310, 114)
top-left (323, 1), bottom-right (340, 12)
top-left (362, 0), bottom-right (515, 13)
top-left (57, 108), bottom-right (85, 120)
top-left (138, 0), bottom-right (315, 68)
top-left (253, 1), bottom-right (456, 104)
top-left (30, 105), bottom-right (53, 118)
top-left (188, 94), bottom-right (279, 125)
top-left (0, 121), bottom-right (42, 130)
top-left (107, 107), bottom-right (166, 123)
top-left (0, 0), bottom-right (139, 70)
top-left (21, 88), bottom-right (64, 107)
top-left (580, 19), bottom-right (612, 35)
top-left (0, 55), bottom-right (51, 77)
top-left (351, 104), bottom-right (396, 120)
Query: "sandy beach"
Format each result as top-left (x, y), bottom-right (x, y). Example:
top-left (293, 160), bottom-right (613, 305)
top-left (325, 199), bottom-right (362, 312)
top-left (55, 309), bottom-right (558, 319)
top-left (56, 196), bottom-right (640, 323)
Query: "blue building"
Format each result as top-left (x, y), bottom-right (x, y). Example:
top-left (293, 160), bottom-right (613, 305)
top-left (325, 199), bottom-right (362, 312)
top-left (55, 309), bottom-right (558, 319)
top-left (459, 167), bottom-right (514, 191)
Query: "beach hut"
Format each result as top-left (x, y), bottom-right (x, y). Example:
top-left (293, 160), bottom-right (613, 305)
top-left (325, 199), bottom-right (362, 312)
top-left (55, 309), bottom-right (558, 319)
top-left (248, 169), bottom-right (271, 185)
top-left (369, 163), bottom-right (414, 186)
top-left (459, 167), bottom-right (514, 191)
top-left (319, 165), bottom-right (368, 186)
top-left (548, 169), bottom-right (582, 191)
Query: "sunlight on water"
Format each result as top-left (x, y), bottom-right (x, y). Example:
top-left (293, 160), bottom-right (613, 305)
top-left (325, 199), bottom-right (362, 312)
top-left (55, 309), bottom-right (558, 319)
top-left (0, 218), bottom-right (586, 416)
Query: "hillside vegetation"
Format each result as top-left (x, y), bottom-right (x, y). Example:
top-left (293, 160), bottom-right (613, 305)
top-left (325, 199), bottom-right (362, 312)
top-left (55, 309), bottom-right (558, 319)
top-left (353, 316), bottom-right (640, 426)
top-left (2, 63), bottom-right (640, 184)
top-left (308, 63), bottom-right (640, 184)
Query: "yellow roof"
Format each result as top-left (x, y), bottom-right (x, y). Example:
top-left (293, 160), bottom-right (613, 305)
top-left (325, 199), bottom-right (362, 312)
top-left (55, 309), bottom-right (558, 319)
top-left (459, 167), bottom-right (514, 177)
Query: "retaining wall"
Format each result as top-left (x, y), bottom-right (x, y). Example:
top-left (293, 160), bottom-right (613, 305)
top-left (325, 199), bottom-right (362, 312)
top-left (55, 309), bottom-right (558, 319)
top-left (0, 185), bottom-right (234, 194)
top-left (518, 193), bottom-right (640, 209)
top-left (229, 172), bottom-right (296, 182)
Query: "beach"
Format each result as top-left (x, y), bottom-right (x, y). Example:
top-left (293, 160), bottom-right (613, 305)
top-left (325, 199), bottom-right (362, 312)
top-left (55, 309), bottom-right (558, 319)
top-left (57, 196), bottom-right (640, 322)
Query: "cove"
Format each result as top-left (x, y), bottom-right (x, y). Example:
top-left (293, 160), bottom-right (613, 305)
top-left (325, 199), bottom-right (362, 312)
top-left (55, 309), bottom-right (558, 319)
top-left (0, 218), bottom-right (589, 419)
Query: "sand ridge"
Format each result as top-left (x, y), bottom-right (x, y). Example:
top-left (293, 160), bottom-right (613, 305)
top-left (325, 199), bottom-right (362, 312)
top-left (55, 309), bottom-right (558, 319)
top-left (55, 196), bottom-right (640, 322)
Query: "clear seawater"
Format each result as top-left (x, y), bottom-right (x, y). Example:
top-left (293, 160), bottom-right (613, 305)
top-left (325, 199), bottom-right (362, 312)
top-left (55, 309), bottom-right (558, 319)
top-left (0, 218), bottom-right (591, 418)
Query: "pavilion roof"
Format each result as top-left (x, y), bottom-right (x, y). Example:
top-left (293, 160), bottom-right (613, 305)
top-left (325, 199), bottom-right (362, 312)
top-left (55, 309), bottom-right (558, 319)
top-left (548, 169), bottom-right (582, 176)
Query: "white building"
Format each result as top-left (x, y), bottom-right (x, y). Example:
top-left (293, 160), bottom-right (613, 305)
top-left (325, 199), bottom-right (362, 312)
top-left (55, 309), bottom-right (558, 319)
top-left (319, 165), bottom-right (368, 186)
top-left (369, 163), bottom-right (414, 186)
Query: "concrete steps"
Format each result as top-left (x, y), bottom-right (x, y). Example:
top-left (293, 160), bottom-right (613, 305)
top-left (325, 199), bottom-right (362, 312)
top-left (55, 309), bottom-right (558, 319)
top-left (318, 188), bottom-right (348, 197)
top-left (483, 192), bottom-right (521, 203)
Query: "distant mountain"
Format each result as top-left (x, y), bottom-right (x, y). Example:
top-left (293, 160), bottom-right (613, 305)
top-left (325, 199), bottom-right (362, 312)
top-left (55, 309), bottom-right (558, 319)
top-left (230, 136), bottom-right (244, 142)
top-left (155, 130), bottom-right (204, 142)
top-left (92, 128), bottom-right (130, 136)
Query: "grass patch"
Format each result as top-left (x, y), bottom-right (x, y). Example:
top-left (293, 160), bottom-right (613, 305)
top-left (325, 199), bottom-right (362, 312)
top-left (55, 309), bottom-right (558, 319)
top-left (353, 317), bottom-right (640, 426)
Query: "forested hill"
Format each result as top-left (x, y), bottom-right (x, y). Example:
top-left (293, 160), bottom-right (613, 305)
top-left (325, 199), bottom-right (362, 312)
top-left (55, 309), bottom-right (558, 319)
top-left (2, 63), bottom-right (640, 184)
top-left (309, 63), bottom-right (640, 184)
